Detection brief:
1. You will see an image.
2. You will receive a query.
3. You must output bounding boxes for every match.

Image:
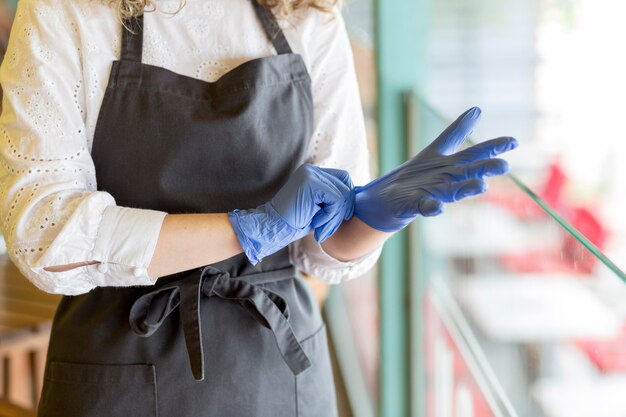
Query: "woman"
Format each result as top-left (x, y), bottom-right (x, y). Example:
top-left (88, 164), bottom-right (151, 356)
top-left (0, 0), bottom-right (517, 416)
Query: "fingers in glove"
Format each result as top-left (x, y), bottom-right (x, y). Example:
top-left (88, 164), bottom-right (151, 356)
top-left (444, 158), bottom-right (510, 181)
top-left (317, 167), bottom-right (354, 189)
top-left (430, 178), bottom-right (487, 202)
top-left (314, 168), bottom-right (355, 220)
top-left (310, 189), bottom-right (344, 228)
top-left (453, 136), bottom-right (518, 163)
top-left (314, 215), bottom-right (344, 242)
top-left (425, 106), bottom-right (482, 156)
top-left (416, 198), bottom-right (444, 217)
top-left (311, 170), bottom-right (355, 241)
top-left (311, 196), bottom-right (347, 242)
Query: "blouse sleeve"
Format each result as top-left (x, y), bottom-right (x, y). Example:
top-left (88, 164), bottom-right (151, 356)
top-left (288, 8), bottom-right (382, 284)
top-left (0, 0), bottom-right (167, 295)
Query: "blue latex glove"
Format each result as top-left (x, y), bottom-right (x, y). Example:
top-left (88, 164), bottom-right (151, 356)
top-left (228, 163), bottom-right (355, 265)
top-left (354, 107), bottom-right (519, 232)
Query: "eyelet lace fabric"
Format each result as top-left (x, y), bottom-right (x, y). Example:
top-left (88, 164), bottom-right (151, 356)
top-left (0, 0), bottom-right (379, 294)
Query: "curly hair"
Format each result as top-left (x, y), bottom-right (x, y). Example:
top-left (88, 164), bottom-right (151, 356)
top-left (106, 0), bottom-right (337, 21)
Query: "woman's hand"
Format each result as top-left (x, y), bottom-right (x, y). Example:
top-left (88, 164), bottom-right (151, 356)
top-left (228, 163), bottom-right (355, 265)
top-left (353, 106), bottom-right (519, 233)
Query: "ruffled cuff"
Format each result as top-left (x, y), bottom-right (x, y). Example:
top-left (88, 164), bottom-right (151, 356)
top-left (289, 232), bottom-right (382, 284)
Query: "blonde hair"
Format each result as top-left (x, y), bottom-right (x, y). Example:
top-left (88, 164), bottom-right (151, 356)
top-left (106, 0), bottom-right (337, 21)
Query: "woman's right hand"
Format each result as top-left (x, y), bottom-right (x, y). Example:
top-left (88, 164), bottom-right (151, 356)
top-left (228, 164), bottom-right (355, 265)
top-left (353, 107), bottom-right (519, 233)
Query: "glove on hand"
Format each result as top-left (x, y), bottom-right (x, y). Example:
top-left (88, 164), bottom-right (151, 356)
top-left (228, 163), bottom-right (355, 265)
top-left (354, 106), bottom-right (519, 233)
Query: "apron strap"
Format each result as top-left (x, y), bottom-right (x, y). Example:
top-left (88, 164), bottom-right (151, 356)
top-left (128, 265), bottom-right (311, 381)
top-left (204, 270), bottom-right (312, 376)
top-left (120, 14), bottom-right (144, 62)
top-left (119, 4), bottom-right (290, 62)
top-left (250, 0), bottom-right (293, 55)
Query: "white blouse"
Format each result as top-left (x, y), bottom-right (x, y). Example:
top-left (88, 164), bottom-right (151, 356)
top-left (0, 0), bottom-right (382, 295)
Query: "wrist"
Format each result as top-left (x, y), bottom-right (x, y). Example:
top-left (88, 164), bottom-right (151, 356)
top-left (228, 203), bottom-right (307, 265)
top-left (227, 209), bottom-right (260, 263)
top-left (320, 216), bottom-right (392, 262)
top-left (353, 188), bottom-right (397, 233)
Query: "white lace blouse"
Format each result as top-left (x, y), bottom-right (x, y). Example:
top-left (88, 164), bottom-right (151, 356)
top-left (0, 0), bottom-right (381, 295)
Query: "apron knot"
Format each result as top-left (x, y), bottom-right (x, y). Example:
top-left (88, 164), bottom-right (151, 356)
top-left (128, 265), bottom-right (311, 381)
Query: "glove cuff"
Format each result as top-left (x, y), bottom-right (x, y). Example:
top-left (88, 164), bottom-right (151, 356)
top-left (228, 203), bottom-right (306, 265)
top-left (227, 209), bottom-right (262, 265)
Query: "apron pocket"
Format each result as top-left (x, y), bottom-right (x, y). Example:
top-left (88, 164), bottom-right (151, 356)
top-left (295, 324), bottom-right (338, 417)
top-left (38, 361), bottom-right (157, 417)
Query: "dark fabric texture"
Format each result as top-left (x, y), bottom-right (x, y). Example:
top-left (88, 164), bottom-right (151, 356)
top-left (37, 1), bottom-right (338, 416)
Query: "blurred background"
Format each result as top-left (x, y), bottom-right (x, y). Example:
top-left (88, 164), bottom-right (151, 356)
top-left (0, 0), bottom-right (625, 416)
top-left (334, 0), bottom-right (626, 416)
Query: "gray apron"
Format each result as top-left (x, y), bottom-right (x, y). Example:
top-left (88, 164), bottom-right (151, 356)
top-left (36, 2), bottom-right (338, 416)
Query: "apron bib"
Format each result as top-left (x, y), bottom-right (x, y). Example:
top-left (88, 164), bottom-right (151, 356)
top-left (37, 2), bottom-right (338, 416)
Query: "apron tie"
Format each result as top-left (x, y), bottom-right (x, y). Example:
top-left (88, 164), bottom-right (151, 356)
top-left (129, 265), bottom-right (311, 381)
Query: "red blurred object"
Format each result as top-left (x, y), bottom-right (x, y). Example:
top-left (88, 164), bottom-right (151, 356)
top-left (482, 161), bottom-right (567, 220)
top-left (499, 250), bottom-right (587, 275)
top-left (576, 324), bottom-right (626, 373)
top-left (561, 207), bottom-right (608, 273)
top-left (493, 160), bottom-right (609, 275)
top-left (541, 161), bottom-right (567, 211)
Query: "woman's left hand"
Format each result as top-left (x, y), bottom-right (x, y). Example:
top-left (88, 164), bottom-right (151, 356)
top-left (228, 163), bottom-right (355, 265)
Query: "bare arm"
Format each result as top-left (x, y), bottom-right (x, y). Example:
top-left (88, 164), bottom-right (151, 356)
top-left (43, 213), bottom-right (243, 277)
top-left (320, 216), bottom-right (392, 262)
top-left (43, 211), bottom-right (386, 275)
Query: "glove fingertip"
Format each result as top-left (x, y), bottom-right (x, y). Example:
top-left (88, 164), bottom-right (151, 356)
top-left (311, 210), bottom-right (329, 228)
top-left (483, 158), bottom-right (510, 177)
top-left (466, 106), bottom-right (482, 120)
top-left (344, 207), bottom-right (355, 221)
top-left (461, 179), bottom-right (487, 198)
top-left (314, 228), bottom-right (327, 243)
top-left (312, 203), bottom-right (342, 232)
top-left (505, 136), bottom-right (520, 150)
top-left (314, 220), bottom-right (340, 243)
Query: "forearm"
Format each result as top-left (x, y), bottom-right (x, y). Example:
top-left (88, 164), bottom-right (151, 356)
top-left (146, 213), bottom-right (243, 277)
top-left (320, 216), bottom-right (392, 262)
top-left (43, 213), bottom-right (243, 278)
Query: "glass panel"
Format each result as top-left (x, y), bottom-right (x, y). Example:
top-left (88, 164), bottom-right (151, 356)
top-left (422, 0), bottom-right (626, 275)
top-left (412, 97), bottom-right (626, 417)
